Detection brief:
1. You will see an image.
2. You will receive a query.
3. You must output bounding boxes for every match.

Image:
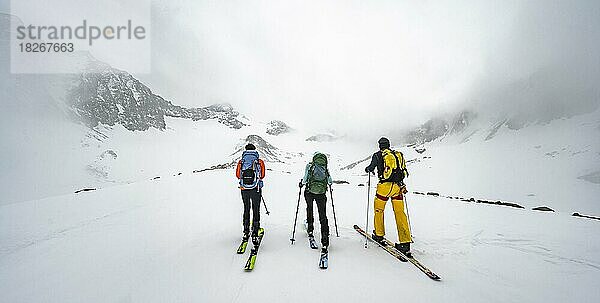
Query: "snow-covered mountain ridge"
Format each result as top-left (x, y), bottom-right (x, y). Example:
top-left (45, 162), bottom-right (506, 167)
top-left (69, 63), bottom-right (245, 131)
top-left (334, 107), bottom-right (600, 215)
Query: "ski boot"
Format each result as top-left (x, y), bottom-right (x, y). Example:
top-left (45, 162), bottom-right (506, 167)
top-left (251, 229), bottom-right (260, 247)
top-left (308, 231), bottom-right (318, 249)
top-left (395, 242), bottom-right (412, 258)
top-left (371, 231), bottom-right (387, 246)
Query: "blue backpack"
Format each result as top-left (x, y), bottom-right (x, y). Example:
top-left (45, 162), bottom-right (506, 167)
top-left (239, 150), bottom-right (262, 189)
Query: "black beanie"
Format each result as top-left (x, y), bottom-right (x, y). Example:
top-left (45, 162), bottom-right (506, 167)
top-left (378, 137), bottom-right (390, 150)
top-left (245, 143), bottom-right (256, 150)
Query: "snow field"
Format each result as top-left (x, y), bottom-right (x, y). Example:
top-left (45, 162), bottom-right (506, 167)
top-left (1, 168), bottom-right (598, 303)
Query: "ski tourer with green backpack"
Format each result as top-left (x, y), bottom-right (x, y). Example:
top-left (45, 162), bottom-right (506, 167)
top-left (299, 152), bottom-right (332, 253)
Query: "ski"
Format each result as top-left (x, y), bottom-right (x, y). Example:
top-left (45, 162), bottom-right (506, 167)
top-left (244, 228), bottom-right (265, 271)
top-left (354, 224), bottom-right (407, 262)
top-left (319, 251), bottom-right (328, 269)
top-left (236, 239), bottom-right (248, 254)
top-left (382, 237), bottom-right (441, 280)
top-left (353, 224), bottom-right (441, 281)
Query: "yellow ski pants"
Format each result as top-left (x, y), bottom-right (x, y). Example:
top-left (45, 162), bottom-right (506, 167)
top-left (373, 182), bottom-right (412, 243)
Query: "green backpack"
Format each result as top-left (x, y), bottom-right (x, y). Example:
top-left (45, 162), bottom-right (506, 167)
top-left (307, 153), bottom-right (329, 194)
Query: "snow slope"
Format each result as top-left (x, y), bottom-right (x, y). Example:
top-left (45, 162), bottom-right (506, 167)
top-left (406, 110), bottom-right (600, 214)
top-left (2, 107), bottom-right (600, 302)
top-left (1, 53), bottom-right (599, 301)
top-left (341, 110), bottom-right (600, 215)
top-left (1, 167), bottom-right (599, 303)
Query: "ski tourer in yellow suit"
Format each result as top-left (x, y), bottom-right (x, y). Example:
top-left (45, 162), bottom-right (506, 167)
top-left (365, 137), bottom-right (412, 257)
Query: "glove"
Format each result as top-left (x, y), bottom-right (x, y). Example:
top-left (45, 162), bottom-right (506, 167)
top-left (298, 180), bottom-right (304, 188)
top-left (401, 185), bottom-right (408, 194)
top-left (364, 167), bottom-right (370, 173)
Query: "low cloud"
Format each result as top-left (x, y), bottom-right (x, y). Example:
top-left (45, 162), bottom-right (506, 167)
top-left (140, 0), bottom-right (599, 136)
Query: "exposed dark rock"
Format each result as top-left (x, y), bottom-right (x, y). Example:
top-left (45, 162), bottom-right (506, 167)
top-left (86, 150), bottom-right (118, 179)
top-left (403, 110), bottom-right (475, 145)
top-left (454, 196), bottom-right (525, 209)
top-left (506, 117), bottom-right (527, 130)
top-left (232, 135), bottom-right (283, 162)
top-left (74, 188), bottom-right (96, 194)
top-left (340, 156), bottom-right (371, 170)
top-left (572, 212), bottom-right (600, 221)
top-left (427, 192), bottom-right (440, 197)
top-left (404, 118), bottom-right (449, 145)
top-left (358, 184), bottom-right (365, 187)
top-left (151, 176), bottom-right (161, 180)
top-left (490, 200), bottom-right (524, 209)
top-left (68, 63), bottom-right (245, 131)
top-left (101, 150), bottom-right (118, 159)
top-left (333, 180), bottom-right (349, 184)
top-left (266, 120), bottom-right (292, 135)
top-left (415, 148), bottom-right (426, 154)
top-left (485, 119), bottom-right (507, 141)
top-left (306, 134), bottom-right (337, 142)
top-left (532, 206), bottom-right (555, 212)
top-left (449, 111), bottom-right (476, 135)
top-left (193, 161), bottom-right (237, 173)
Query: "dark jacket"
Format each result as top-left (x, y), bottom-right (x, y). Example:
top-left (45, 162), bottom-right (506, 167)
top-left (365, 151), bottom-right (384, 179)
top-left (365, 149), bottom-right (408, 183)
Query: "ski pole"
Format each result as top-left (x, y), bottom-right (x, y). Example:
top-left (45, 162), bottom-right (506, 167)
top-left (290, 180), bottom-right (302, 244)
top-left (364, 173), bottom-right (371, 248)
top-left (329, 185), bottom-right (339, 237)
top-left (261, 195), bottom-right (270, 215)
top-left (403, 187), bottom-right (413, 241)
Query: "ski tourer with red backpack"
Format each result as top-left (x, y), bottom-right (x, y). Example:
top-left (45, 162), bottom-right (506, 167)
top-left (235, 143), bottom-right (266, 270)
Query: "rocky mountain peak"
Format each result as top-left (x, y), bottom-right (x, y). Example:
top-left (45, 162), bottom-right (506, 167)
top-left (232, 134), bottom-right (293, 163)
top-left (403, 110), bottom-right (475, 145)
top-left (68, 63), bottom-right (245, 131)
top-left (266, 120), bottom-right (292, 136)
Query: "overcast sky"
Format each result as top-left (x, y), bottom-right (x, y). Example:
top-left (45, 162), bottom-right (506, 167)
top-left (137, 0), bottom-right (599, 135)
